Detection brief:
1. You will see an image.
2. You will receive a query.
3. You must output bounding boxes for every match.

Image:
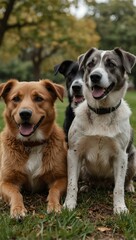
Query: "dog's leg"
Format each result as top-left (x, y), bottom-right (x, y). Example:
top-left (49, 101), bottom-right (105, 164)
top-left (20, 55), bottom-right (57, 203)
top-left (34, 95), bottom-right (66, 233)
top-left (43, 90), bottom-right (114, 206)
top-left (0, 182), bottom-right (27, 219)
top-left (47, 177), bottom-right (67, 213)
top-left (125, 146), bottom-right (136, 192)
top-left (64, 149), bottom-right (80, 210)
top-left (113, 151), bottom-right (128, 214)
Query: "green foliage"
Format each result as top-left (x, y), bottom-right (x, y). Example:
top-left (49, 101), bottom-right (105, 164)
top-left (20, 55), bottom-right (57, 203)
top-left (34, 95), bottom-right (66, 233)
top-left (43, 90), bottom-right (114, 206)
top-left (85, 0), bottom-right (136, 52)
top-left (0, 0), bottom-right (100, 81)
top-left (0, 59), bottom-right (33, 82)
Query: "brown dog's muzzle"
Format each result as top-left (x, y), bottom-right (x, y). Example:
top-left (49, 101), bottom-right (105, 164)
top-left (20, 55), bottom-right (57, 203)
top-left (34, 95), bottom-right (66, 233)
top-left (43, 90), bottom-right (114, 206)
top-left (18, 108), bottom-right (44, 137)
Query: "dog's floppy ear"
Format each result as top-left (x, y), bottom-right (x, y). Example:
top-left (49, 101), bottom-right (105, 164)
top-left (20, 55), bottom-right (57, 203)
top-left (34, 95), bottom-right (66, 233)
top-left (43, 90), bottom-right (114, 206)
top-left (78, 48), bottom-right (97, 70)
top-left (54, 60), bottom-right (74, 76)
top-left (114, 47), bottom-right (136, 74)
top-left (0, 79), bottom-right (18, 101)
top-left (41, 79), bottom-right (64, 102)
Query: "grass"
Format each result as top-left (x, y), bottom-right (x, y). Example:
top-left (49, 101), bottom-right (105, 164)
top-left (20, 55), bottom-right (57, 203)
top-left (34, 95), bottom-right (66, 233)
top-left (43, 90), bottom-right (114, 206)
top-left (0, 91), bottom-right (136, 239)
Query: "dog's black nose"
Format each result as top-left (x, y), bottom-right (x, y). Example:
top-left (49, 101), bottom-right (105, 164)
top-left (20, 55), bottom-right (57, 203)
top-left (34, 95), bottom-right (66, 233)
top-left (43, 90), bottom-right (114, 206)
top-left (90, 72), bottom-right (102, 83)
top-left (72, 83), bottom-right (82, 93)
top-left (19, 109), bottom-right (32, 121)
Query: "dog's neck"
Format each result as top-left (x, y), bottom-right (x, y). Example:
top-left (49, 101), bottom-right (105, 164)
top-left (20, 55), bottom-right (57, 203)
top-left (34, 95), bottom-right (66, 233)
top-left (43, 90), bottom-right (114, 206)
top-left (17, 139), bottom-right (48, 154)
top-left (15, 139), bottom-right (48, 152)
top-left (88, 100), bottom-right (121, 115)
top-left (21, 139), bottom-right (48, 147)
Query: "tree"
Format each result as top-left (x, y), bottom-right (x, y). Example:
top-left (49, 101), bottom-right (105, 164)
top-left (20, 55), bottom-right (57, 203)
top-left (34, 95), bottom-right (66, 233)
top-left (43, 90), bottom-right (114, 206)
top-left (20, 14), bottom-right (100, 80)
top-left (84, 0), bottom-right (136, 52)
top-left (0, 0), bottom-right (15, 46)
top-left (0, 0), bottom-right (77, 80)
top-left (0, 0), bottom-right (100, 80)
top-left (0, 0), bottom-right (39, 46)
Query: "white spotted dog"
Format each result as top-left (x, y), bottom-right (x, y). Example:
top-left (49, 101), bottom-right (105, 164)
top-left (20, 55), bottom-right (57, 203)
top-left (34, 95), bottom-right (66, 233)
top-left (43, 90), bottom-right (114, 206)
top-left (64, 47), bottom-right (136, 214)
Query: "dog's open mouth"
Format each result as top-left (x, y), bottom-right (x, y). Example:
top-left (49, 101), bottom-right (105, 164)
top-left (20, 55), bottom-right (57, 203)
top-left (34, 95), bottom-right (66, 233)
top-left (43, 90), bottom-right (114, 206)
top-left (18, 116), bottom-right (44, 137)
top-left (73, 95), bottom-right (84, 104)
top-left (92, 82), bottom-right (115, 99)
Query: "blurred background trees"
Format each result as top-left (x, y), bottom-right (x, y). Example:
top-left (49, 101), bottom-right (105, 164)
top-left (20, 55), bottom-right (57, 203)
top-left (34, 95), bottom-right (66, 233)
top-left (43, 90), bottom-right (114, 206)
top-left (0, 0), bottom-right (99, 82)
top-left (0, 0), bottom-right (136, 87)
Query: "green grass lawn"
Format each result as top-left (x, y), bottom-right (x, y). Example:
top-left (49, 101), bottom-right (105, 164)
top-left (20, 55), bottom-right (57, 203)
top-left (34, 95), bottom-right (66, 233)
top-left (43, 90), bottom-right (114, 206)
top-left (0, 92), bottom-right (136, 240)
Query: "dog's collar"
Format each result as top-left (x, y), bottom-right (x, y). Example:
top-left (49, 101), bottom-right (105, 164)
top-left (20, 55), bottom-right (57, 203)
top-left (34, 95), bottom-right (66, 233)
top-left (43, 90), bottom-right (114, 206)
top-left (22, 139), bottom-right (48, 147)
top-left (88, 100), bottom-right (121, 115)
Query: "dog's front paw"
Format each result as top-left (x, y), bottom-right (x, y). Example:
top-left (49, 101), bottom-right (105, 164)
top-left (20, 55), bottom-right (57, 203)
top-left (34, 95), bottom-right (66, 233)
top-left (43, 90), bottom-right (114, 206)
top-left (63, 199), bottom-right (77, 211)
top-left (10, 206), bottom-right (27, 220)
top-left (47, 203), bottom-right (62, 214)
top-left (114, 204), bottom-right (129, 215)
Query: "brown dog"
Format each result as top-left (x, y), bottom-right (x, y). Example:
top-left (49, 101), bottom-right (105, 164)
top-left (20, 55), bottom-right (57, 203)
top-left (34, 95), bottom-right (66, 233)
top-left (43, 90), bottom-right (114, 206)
top-left (0, 79), bottom-right (67, 219)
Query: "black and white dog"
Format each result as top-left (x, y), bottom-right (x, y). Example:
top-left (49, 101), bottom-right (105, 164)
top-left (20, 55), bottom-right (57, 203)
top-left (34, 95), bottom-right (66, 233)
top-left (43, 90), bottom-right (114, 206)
top-left (54, 60), bottom-right (84, 141)
top-left (64, 47), bottom-right (136, 214)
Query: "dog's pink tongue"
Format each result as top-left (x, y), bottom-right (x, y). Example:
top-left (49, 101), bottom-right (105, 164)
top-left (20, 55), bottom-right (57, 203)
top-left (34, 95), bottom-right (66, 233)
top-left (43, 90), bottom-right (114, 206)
top-left (92, 86), bottom-right (105, 98)
top-left (73, 96), bottom-right (84, 103)
top-left (19, 124), bottom-right (34, 136)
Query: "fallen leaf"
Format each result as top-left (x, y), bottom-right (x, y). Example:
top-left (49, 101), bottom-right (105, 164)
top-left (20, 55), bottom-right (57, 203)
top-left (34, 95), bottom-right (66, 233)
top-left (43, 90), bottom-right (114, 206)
top-left (97, 226), bottom-right (111, 232)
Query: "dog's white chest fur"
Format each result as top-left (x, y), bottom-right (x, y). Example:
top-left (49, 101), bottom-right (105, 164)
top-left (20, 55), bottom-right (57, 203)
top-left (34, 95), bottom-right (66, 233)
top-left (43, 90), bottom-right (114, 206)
top-left (26, 146), bottom-right (43, 188)
top-left (83, 136), bottom-right (116, 177)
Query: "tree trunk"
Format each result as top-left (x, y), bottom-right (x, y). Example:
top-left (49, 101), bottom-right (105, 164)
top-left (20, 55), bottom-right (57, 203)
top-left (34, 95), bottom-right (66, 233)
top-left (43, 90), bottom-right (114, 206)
top-left (0, 0), bottom-right (16, 46)
top-left (32, 60), bottom-right (41, 81)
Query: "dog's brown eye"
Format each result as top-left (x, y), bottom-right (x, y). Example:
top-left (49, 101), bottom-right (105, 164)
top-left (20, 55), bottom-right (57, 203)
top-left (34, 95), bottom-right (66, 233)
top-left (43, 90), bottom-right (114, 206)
top-left (12, 96), bottom-right (20, 102)
top-left (109, 62), bottom-right (115, 67)
top-left (34, 96), bottom-right (44, 102)
top-left (87, 59), bottom-right (95, 68)
top-left (107, 60), bottom-right (116, 68)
